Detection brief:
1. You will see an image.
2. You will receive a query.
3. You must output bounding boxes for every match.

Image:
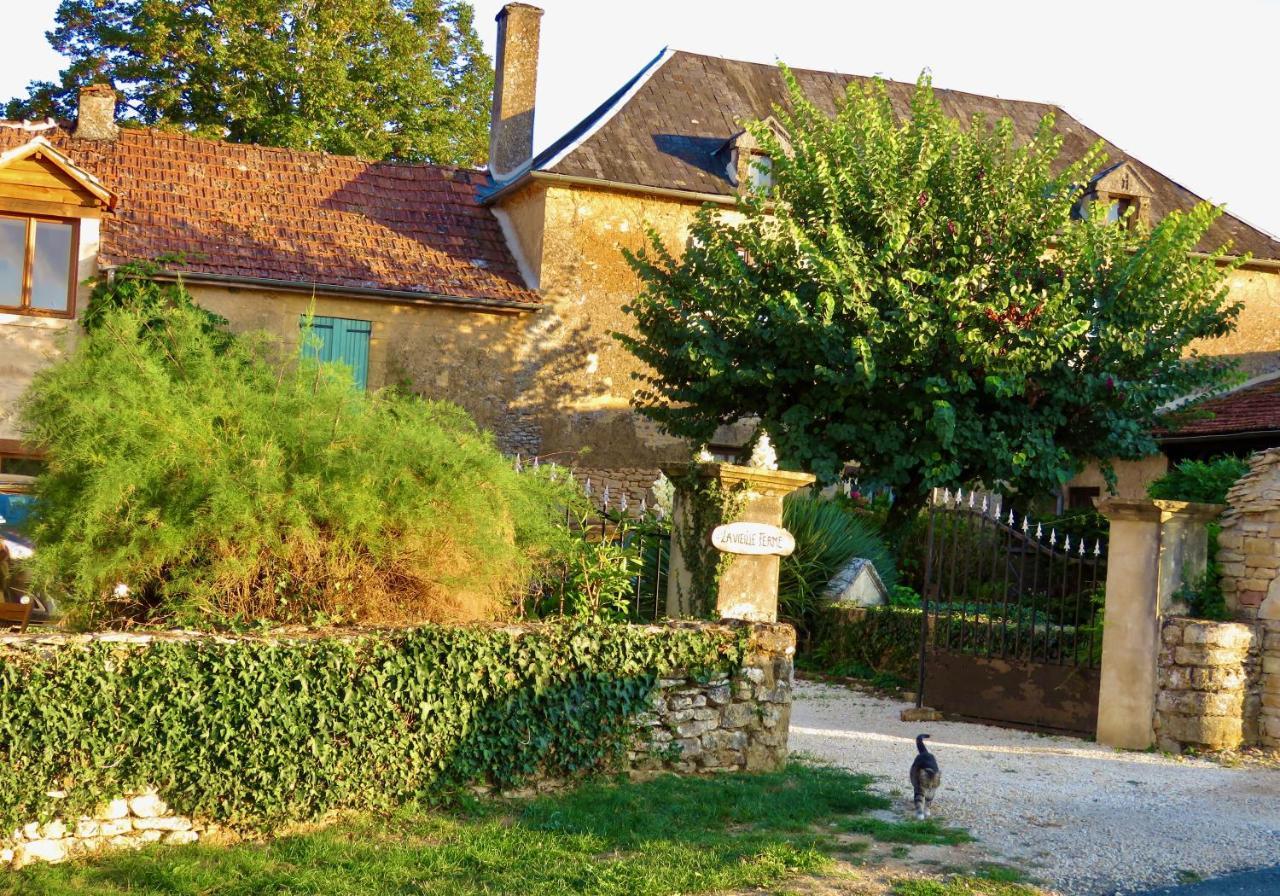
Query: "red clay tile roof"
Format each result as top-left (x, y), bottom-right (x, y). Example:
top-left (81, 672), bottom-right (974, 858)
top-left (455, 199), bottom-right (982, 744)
top-left (0, 125), bottom-right (538, 306)
top-left (1162, 378), bottom-right (1280, 439)
top-left (526, 50), bottom-right (1280, 261)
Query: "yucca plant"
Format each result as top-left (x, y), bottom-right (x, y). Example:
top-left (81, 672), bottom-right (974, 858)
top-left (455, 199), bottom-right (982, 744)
top-left (779, 493), bottom-right (897, 642)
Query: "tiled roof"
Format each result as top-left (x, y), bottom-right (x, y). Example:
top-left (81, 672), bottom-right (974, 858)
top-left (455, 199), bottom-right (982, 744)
top-left (0, 126), bottom-right (539, 306)
top-left (1162, 377), bottom-right (1280, 439)
top-left (528, 50), bottom-right (1280, 261)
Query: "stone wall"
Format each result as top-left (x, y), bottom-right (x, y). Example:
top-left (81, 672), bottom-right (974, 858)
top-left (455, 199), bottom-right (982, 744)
top-left (3, 790), bottom-right (228, 870)
top-left (572, 466), bottom-right (662, 511)
top-left (0, 622), bottom-right (794, 870)
top-left (1154, 617), bottom-right (1259, 752)
top-left (1262, 620), bottom-right (1280, 749)
top-left (1218, 448), bottom-right (1280, 621)
top-left (631, 621), bottom-right (793, 774)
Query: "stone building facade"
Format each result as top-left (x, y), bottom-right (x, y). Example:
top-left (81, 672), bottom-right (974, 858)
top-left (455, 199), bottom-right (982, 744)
top-left (1, 3), bottom-right (1278, 501)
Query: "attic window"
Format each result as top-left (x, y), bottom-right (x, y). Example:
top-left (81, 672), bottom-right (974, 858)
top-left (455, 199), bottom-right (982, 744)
top-left (0, 214), bottom-right (77, 318)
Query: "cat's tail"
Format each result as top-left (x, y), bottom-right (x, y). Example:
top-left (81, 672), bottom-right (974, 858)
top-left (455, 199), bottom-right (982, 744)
top-left (916, 734), bottom-right (931, 753)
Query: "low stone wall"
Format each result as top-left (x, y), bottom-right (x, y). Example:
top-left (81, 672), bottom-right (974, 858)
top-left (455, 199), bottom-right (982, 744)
top-left (1154, 617), bottom-right (1258, 752)
top-left (4, 791), bottom-right (228, 870)
top-left (632, 624), bottom-right (792, 774)
top-left (1262, 620), bottom-right (1280, 749)
top-left (0, 622), bottom-right (794, 870)
top-left (1218, 449), bottom-right (1280, 620)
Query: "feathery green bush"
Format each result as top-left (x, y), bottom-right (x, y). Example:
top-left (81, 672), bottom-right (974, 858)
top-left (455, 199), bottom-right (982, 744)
top-left (20, 300), bottom-right (579, 628)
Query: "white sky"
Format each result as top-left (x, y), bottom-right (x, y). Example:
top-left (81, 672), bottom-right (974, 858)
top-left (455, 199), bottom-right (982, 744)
top-left (4, 1), bottom-right (1278, 237)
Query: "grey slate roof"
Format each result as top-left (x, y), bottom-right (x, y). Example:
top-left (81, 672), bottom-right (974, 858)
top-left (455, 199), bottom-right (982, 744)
top-left (526, 50), bottom-right (1280, 261)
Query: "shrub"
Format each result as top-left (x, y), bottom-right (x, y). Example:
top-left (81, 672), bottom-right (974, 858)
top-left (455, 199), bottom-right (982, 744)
top-left (21, 301), bottom-right (579, 628)
top-left (779, 494), bottom-right (897, 639)
top-left (802, 605), bottom-right (921, 687)
top-left (1146, 456), bottom-right (1248, 504)
top-left (0, 624), bottom-right (746, 832)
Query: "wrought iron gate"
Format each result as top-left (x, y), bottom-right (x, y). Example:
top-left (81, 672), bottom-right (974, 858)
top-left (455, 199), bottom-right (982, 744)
top-left (917, 489), bottom-right (1107, 736)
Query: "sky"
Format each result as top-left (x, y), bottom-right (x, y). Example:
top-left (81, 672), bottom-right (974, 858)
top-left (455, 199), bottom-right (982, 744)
top-left (3, 0), bottom-right (1278, 237)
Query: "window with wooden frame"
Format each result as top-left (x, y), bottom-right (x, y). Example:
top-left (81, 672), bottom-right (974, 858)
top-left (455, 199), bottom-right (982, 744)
top-left (0, 214), bottom-right (78, 318)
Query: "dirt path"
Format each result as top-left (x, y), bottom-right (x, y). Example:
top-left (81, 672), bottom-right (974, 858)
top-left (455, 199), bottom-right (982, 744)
top-left (789, 679), bottom-right (1280, 896)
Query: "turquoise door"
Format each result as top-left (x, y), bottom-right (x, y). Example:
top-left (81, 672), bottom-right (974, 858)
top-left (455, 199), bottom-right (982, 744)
top-left (300, 316), bottom-right (372, 390)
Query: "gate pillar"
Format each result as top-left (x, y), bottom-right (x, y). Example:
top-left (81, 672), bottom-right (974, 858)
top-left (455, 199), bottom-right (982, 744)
top-left (663, 463), bottom-right (814, 622)
top-left (1095, 498), bottom-right (1223, 749)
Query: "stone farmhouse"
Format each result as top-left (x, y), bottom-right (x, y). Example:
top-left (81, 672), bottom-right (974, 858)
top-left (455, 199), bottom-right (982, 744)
top-left (1, 2), bottom-right (1278, 507)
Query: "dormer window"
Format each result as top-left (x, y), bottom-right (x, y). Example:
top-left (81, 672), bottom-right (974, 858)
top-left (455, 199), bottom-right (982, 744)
top-left (748, 152), bottom-right (774, 194)
top-left (1080, 161), bottom-right (1153, 230)
top-left (719, 116), bottom-right (791, 196)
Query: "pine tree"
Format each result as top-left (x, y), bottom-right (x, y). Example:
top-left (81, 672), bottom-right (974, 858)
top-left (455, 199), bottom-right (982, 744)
top-left (7, 0), bottom-right (493, 166)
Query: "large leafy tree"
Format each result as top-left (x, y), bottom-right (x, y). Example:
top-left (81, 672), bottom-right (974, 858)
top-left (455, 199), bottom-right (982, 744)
top-left (7, 0), bottom-right (492, 165)
top-left (620, 69), bottom-right (1242, 531)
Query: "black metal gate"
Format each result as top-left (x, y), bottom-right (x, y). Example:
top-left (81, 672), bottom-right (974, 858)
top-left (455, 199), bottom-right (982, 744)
top-left (917, 489), bottom-right (1107, 736)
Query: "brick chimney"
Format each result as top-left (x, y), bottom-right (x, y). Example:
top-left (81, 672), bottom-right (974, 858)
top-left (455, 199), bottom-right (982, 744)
top-left (489, 3), bottom-right (543, 181)
top-left (74, 84), bottom-right (120, 141)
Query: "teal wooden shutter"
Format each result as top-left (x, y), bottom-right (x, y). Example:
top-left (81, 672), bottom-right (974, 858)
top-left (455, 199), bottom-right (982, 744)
top-left (300, 316), bottom-right (371, 390)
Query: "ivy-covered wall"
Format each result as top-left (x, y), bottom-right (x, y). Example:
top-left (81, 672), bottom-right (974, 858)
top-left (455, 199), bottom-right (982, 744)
top-left (0, 621), bottom-right (795, 869)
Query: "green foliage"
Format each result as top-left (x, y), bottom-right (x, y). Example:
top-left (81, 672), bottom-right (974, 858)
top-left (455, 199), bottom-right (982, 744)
top-left (4, 762), bottom-right (898, 896)
top-left (803, 605), bottom-right (923, 686)
top-left (7, 0), bottom-right (492, 165)
top-left (1147, 456), bottom-right (1249, 504)
top-left (20, 297), bottom-right (578, 627)
top-left (1173, 523), bottom-right (1230, 621)
top-left (1148, 457), bottom-right (1242, 620)
top-left (79, 260), bottom-right (232, 348)
top-left (530, 512), bottom-right (644, 622)
top-left (888, 585), bottom-right (923, 608)
top-left (620, 68), bottom-right (1242, 528)
top-left (778, 493), bottom-right (897, 639)
top-left (0, 624), bottom-right (746, 834)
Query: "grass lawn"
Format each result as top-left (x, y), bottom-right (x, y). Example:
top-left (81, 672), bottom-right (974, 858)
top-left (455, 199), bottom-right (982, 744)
top-left (2, 764), bottom-right (1038, 896)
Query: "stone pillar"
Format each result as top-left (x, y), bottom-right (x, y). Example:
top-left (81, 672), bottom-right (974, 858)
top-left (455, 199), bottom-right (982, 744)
top-left (664, 463), bottom-right (815, 622)
top-left (1095, 498), bottom-right (1223, 749)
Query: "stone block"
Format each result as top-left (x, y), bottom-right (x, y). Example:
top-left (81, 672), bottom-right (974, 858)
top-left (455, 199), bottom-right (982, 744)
top-left (137, 830), bottom-right (163, 843)
top-left (21, 822), bottom-right (39, 840)
top-left (74, 818), bottom-right (101, 839)
top-left (0, 847), bottom-right (11, 866)
top-left (1239, 578), bottom-right (1271, 592)
top-left (133, 816), bottom-right (193, 832)
top-left (1244, 539), bottom-right (1279, 558)
top-left (675, 718), bottom-right (716, 738)
top-left (674, 737), bottom-right (702, 758)
top-left (744, 744), bottom-right (784, 772)
top-left (1158, 714), bottom-right (1243, 750)
top-left (1265, 656), bottom-right (1280, 676)
top-left (98, 818), bottom-right (133, 837)
top-left (1161, 623), bottom-right (1185, 646)
top-left (1181, 622), bottom-right (1256, 650)
top-left (705, 684), bottom-right (732, 706)
top-left (1173, 645), bottom-right (1248, 667)
top-left (1219, 562), bottom-right (1246, 578)
top-left (39, 819), bottom-right (66, 840)
top-left (128, 793), bottom-right (168, 819)
top-left (1157, 690), bottom-right (1241, 716)
top-left (720, 703), bottom-right (757, 729)
top-left (96, 799), bottom-right (130, 821)
top-left (1239, 591), bottom-right (1265, 608)
top-left (163, 830), bottom-right (199, 846)
top-left (14, 839), bottom-right (68, 867)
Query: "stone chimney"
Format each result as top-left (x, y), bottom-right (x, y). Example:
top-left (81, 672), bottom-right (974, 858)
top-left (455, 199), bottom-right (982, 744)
top-left (74, 84), bottom-right (120, 141)
top-left (489, 3), bottom-right (543, 181)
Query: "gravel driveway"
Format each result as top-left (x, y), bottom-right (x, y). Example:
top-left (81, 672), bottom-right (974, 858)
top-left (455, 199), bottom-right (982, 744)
top-left (789, 679), bottom-right (1280, 896)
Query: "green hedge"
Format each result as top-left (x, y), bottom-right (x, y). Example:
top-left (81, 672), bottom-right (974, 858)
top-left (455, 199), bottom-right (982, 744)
top-left (0, 624), bottom-right (746, 832)
top-left (803, 606), bottom-right (921, 686)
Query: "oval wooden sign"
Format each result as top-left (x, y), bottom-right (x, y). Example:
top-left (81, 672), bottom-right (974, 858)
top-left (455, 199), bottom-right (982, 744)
top-left (710, 522), bottom-right (796, 556)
